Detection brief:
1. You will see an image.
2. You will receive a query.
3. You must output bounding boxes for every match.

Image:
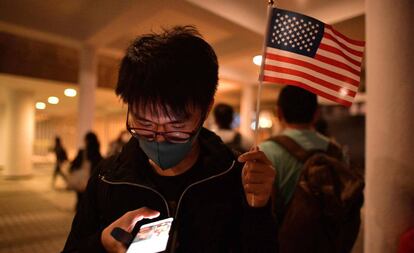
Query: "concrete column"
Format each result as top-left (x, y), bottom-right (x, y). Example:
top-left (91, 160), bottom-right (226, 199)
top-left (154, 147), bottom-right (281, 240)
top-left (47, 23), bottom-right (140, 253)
top-left (0, 100), bottom-right (5, 169)
top-left (77, 45), bottom-right (97, 148)
top-left (239, 83), bottom-right (254, 142)
top-left (365, 1), bottom-right (414, 252)
top-left (3, 88), bottom-right (35, 177)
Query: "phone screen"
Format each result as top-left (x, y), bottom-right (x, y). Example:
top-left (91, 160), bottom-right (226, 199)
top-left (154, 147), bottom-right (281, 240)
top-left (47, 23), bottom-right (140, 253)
top-left (126, 217), bottom-right (174, 253)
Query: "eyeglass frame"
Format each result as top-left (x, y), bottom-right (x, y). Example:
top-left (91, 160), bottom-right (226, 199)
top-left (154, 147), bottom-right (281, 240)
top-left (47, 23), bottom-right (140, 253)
top-left (125, 107), bottom-right (204, 144)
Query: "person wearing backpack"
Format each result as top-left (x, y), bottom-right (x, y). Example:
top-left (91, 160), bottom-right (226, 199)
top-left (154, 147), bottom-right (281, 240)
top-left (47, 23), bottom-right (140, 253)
top-left (259, 85), bottom-right (364, 253)
top-left (212, 103), bottom-right (253, 153)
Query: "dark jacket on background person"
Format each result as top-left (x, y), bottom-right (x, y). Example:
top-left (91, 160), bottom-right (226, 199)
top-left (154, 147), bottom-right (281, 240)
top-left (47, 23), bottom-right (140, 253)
top-left (62, 128), bottom-right (277, 253)
top-left (70, 149), bottom-right (103, 175)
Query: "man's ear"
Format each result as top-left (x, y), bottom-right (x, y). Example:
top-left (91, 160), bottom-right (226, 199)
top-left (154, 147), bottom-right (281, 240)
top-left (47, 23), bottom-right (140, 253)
top-left (276, 107), bottom-right (284, 121)
top-left (312, 107), bottom-right (321, 126)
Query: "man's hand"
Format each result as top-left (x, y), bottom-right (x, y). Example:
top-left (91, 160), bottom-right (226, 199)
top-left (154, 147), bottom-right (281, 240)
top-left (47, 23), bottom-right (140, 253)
top-left (238, 147), bottom-right (276, 207)
top-left (101, 207), bottom-right (160, 253)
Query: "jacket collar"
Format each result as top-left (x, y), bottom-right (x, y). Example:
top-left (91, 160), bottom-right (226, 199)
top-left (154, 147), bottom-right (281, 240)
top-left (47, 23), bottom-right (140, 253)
top-left (102, 128), bottom-right (238, 185)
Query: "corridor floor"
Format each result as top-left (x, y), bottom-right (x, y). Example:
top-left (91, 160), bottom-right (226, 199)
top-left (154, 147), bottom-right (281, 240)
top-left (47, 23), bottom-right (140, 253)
top-left (0, 165), bottom-right (75, 253)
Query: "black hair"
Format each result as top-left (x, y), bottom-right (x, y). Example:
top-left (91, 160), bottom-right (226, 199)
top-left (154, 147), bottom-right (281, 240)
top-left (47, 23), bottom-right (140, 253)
top-left (116, 25), bottom-right (218, 119)
top-left (55, 136), bottom-right (62, 146)
top-left (277, 85), bottom-right (317, 124)
top-left (84, 131), bottom-right (101, 161)
top-left (213, 103), bottom-right (234, 129)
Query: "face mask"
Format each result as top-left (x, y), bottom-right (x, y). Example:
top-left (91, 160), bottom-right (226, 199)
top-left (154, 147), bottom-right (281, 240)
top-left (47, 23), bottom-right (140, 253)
top-left (138, 128), bottom-right (201, 170)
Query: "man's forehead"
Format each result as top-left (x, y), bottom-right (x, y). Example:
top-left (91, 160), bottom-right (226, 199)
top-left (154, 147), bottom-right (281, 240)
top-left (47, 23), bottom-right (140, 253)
top-left (132, 105), bottom-right (198, 121)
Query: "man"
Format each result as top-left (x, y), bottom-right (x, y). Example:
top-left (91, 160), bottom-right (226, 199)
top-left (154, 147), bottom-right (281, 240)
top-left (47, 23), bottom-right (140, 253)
top-left (259, 85), bottom-right (329, 210)
top-left (260, 85), bottom-right (362, 253)
top-left (212, 103), bottom-right (252, 153)
top-left (62, 26), bottom-right (277, 253)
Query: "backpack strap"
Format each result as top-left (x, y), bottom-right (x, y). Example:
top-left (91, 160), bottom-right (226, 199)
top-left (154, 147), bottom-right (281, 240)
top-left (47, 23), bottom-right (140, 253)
top-left (325, 141), bottom-right (344, 160)
top-left (268, 135), bottom-right (311, 163)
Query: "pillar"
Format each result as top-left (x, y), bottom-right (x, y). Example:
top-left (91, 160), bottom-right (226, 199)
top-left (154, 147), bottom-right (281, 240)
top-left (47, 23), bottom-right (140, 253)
top-left (3, 88), bottom-right (35, 177)
top-left (365, 1), bottom-right (414, 252)
top-left (77, 45), bottom-right (97, 148)
top-left (240, 83), bottom-right (255, 143)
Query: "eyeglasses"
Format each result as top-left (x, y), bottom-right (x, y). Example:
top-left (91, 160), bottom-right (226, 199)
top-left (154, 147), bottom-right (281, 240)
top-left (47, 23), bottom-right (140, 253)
top-left (126, 109), bottom-right (200, 144)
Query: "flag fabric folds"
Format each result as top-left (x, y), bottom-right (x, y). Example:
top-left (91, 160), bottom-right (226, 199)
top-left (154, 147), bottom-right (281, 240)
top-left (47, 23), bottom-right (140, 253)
top-left (262, 8), bottom-right (365, 107)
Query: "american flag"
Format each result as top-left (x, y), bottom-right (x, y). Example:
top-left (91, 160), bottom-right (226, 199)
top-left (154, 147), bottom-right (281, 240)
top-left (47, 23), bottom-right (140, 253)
top-left (262, 8), bottom-right (365, 107)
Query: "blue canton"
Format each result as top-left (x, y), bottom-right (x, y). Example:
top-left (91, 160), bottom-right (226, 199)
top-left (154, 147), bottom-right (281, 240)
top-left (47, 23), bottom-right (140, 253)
top-left (267, 8), bottom-right (325, 58)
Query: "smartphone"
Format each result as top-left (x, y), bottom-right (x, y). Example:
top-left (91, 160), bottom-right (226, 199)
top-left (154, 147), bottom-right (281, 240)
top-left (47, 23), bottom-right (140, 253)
top-left (126, 217), bottom-right (174, 253)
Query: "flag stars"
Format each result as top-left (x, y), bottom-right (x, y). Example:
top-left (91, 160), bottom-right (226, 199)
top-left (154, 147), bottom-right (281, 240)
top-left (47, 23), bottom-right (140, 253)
top-left (307, 48), bottom-right (311, 52)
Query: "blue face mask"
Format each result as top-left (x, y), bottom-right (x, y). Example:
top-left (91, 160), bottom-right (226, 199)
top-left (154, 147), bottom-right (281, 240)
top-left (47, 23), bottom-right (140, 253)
top-left (138, 128), bottom-right (201, 170)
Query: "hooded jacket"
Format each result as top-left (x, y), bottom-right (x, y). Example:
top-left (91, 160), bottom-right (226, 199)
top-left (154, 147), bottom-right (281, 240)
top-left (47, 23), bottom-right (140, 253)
top-left (62, 128), bottom-right (277, 253)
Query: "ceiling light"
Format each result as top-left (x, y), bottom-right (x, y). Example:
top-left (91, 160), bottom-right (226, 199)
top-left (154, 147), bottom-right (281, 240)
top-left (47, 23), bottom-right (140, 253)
top-left (48, 96), bottom-right (59, 104)
top-left (64, 88), bottom-right (77, 97)
top-left (35, 102), bottom-right (46, 110)
top-left (253, 55), bottom-right (262, 66)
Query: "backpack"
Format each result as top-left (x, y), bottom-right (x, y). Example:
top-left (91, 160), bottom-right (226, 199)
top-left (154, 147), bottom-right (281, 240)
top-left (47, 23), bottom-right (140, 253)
top-left (269, 135), bottom-right (364, 253)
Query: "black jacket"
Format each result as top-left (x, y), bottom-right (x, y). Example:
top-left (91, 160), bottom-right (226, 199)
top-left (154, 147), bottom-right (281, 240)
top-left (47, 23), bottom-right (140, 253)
top-left (62, 128), bottom-right (277, 253)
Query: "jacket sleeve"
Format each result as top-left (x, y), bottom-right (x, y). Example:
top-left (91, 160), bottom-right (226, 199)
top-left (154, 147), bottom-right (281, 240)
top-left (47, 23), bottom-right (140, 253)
top-left (61, 165), bottom-right (107, 253)
top-left (235, 164), bottom-right (278, 253)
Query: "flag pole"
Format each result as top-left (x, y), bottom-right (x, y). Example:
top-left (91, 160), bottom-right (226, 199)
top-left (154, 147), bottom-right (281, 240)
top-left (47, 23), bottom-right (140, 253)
top-left (254, 0), bottom-right (275, 146)
top-left (250, 0), bottom-right (274, 207)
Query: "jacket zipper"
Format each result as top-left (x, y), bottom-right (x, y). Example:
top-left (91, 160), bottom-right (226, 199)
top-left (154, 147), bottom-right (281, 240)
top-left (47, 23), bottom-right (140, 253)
top-left (100, 175), bottom-right (171, 217)
top-left (169, 160), bottom-right (236, 252)
top-left (174, 160), bottom-right (236, 220)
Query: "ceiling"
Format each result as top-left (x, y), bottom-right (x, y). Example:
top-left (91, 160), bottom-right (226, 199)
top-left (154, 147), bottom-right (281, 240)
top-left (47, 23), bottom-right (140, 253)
top-left (0, 0), bottom-right (365, 117)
